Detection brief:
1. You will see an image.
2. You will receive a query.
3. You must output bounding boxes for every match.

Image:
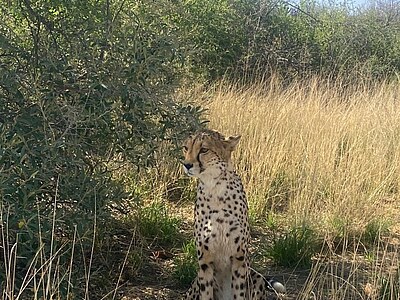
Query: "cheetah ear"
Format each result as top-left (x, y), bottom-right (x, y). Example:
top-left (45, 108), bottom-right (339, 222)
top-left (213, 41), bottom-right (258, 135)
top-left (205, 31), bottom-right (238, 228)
top-left (225, 135), bottom-right (241, 151)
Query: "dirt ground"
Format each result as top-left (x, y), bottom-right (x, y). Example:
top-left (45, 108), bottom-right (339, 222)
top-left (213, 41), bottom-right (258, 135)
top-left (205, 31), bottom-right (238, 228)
top-left (119, 233), bottom-right (400, 300)
top-left (119, 206), bottom-right (400, 300)
top-left (119, 228), bottom-right (308, 299)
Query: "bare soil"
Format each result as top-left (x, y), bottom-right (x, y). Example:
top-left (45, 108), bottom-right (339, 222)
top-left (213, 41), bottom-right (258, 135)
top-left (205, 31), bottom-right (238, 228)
top-left (120, 229), bottom-right (400, 300)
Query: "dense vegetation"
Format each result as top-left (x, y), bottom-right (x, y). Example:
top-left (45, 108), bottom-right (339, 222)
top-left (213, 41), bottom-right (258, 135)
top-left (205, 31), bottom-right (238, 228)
top-left (1, 0), bottom-right (399, 298)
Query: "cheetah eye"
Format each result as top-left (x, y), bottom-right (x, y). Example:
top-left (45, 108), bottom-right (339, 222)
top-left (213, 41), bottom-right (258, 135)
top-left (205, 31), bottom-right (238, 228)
top-left (199, 148), bottom-right (209, 154)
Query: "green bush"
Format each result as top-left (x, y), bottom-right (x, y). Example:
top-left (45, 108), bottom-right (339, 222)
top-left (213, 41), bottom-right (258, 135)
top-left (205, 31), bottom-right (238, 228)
top-left (0, 0), bottom-right (203, 297)
top-left (174, 0), bottom-right (248, 80)
top-left (238, 0), bottom-right (400, 80)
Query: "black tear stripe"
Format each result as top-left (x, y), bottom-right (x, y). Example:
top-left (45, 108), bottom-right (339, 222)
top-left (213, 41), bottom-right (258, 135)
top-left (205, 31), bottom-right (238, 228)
top-left (196, 136), bottom-right (204, 171)
top-left (197, 150), bottom-right (204, 171)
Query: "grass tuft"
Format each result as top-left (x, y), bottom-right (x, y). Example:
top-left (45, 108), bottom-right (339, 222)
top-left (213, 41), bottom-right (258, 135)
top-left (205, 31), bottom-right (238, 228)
top-left (173, 240), bottom-right (198, 287)
top-left (267, 224), bottom-right (320, 268)
top-left (362, 219), bottom-right (391, 245)
top-left (136, 202), bottom-right (182, 246)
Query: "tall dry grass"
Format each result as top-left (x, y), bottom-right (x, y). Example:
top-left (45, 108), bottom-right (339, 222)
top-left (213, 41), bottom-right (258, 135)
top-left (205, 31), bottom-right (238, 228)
top-left (193, 76), bottom-right (400, 233)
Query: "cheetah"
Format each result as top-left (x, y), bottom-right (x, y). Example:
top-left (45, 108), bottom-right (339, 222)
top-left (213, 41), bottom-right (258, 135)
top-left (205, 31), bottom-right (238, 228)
top-left (181, 129), bottom-right (285, 300)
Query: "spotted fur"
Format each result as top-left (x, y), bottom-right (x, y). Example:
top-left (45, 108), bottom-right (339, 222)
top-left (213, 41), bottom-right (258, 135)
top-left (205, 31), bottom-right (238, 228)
top-left (182, 129), bottom-right (285, 300)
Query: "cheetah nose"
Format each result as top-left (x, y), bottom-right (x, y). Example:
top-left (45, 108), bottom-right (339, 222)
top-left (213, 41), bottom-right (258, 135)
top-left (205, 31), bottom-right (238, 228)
top-left (183, 163), bottom-right (193, 170)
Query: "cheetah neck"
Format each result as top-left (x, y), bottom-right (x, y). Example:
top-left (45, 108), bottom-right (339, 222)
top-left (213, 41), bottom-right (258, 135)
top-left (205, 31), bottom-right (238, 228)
top-left (199, 169), bottom-right (233, 188)
top-left (198, 168), bottom-right (238, 196)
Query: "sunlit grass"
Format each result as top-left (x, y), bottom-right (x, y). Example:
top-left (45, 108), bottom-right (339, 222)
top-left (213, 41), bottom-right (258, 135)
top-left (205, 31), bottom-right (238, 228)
top-left (196, 76), bottom-right (400, 233)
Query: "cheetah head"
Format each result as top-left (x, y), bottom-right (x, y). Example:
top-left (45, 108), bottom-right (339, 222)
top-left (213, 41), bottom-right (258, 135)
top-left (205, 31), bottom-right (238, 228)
top-left (181, 129), bottom-right (240, 179)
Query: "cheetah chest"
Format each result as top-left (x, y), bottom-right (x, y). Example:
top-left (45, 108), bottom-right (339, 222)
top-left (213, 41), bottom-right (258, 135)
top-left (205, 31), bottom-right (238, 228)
top-left (194, 182), bottom-right (249, 268)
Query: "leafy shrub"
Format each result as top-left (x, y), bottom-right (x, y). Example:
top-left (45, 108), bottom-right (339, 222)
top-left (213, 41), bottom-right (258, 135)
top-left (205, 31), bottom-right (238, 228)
top-left (0, 0), bottom-right (203, 297)
top-left (173, 0), bottom-right (248, 80)
top-left (238, 0), bottom-right (400, 80)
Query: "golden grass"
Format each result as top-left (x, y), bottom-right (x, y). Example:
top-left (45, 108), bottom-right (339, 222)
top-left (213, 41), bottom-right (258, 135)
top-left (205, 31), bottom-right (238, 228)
top-left (193, 76), bottom-right (400, 234)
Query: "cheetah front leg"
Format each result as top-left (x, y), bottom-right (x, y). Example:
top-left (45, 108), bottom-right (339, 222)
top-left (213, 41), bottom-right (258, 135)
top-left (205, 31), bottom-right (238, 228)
top-left (231, 249), bottom-right (249, 300)
top-left (185, 277), bottom-right (199, 300)
top-left (190, 259), bottom-right (214, 300)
